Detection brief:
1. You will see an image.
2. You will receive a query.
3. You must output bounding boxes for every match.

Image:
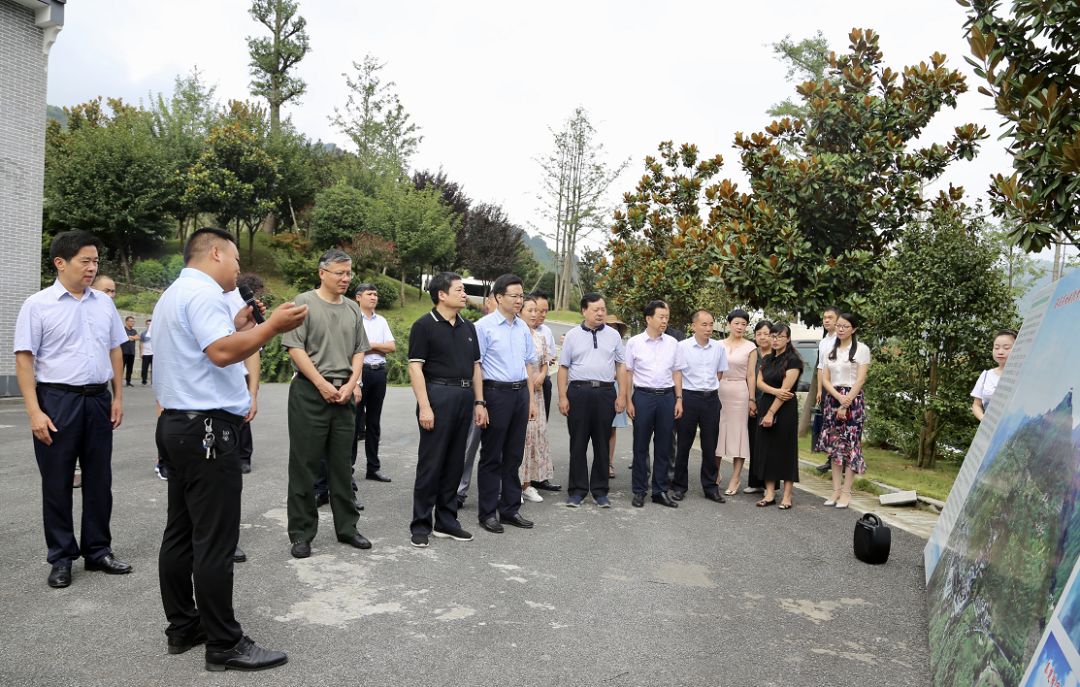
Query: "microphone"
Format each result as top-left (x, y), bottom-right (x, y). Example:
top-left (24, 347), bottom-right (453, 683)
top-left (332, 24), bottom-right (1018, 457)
top-left (238, 285), bottom-right (264, 324)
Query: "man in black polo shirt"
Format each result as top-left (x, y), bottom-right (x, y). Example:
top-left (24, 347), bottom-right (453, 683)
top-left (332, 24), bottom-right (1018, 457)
top-left (407, 272), bottom-right (487, 548)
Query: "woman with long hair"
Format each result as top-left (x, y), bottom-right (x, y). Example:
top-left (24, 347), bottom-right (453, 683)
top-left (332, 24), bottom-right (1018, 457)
top-left (970, 329), bottom-right (1016, 422)
top-left (753, 323), bottom-right (803, 509)
top-left (520, 296), bottom-right (554, 503)
top-left (743, 320), bottom-right (772, 494)
top-left (819, 313), bottom-right (871, 509)
top-left (718, 309), bottom-right (757, 495)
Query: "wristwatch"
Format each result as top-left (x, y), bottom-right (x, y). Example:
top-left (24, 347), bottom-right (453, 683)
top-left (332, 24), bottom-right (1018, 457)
top-left (474, 400), bottom-right (487, 407)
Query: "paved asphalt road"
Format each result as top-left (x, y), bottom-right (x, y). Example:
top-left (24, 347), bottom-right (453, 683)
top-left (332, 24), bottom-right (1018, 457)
top-left (0, 382), bottom-right (931, 686)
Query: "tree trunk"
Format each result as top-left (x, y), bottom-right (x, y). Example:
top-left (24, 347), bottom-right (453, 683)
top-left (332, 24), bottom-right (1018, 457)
top-left (918, 354), bottom-right (940, 469)
top-left (400, 267), bottom-right (407, 306)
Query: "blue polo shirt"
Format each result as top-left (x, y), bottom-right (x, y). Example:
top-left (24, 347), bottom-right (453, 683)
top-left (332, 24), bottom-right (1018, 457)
top-left (151, 268), bottom-right (250, 416)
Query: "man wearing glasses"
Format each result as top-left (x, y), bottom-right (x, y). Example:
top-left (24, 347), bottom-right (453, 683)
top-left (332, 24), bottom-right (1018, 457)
top-left (282, 250), bottom-right (372, 558)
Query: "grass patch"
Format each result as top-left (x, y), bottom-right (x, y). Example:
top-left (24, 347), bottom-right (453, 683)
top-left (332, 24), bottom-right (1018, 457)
top-left (798, 434), bottom-right (960, 502)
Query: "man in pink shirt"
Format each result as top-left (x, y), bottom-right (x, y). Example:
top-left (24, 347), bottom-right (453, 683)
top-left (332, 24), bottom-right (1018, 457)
top-left (624, 300), bottom-right (686, 508)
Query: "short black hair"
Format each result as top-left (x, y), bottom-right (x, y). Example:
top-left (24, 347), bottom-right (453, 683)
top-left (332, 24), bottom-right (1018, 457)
top-left (124, 315), bottom-right (135, 322)
top-left (753, 320), bottom-right (772, 333)
top-left (823, 305), bottom-right (841, 317)
top-left (49, 230), bottom-right (102, 263)
top-left (236, 272), bottom-right (265, 294)
top-left (492, 273), bottom-right (523, 297)
top-left (580, 292), bottom-right (604, 311)
top-left (643, 300), bottom-right (669, 318)
top-left (428, 271), bottom-right (462, 305)
top-left (995, 328), bottom-right (1018, 340)
top-left (529, 290), bottom-right (550, 303)
top-left (184, 227), bottom-right (236, 265)
top-left (355, 282), bottom-right (378, 296)
top-left (727, 308), bottom-right (751, 323)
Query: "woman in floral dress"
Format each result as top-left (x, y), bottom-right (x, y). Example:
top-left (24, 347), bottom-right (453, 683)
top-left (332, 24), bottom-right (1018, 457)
top-left (520, 295), bottom-right (554, 502)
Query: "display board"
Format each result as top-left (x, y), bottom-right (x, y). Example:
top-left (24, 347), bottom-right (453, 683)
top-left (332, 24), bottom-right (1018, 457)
top-left (925, 268), bottom-right (1080, 686)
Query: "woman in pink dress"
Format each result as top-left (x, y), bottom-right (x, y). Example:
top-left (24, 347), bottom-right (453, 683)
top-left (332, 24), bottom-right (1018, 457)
top-left (520, 295), bottom-right (554, 502)
top-left (717, 309), bottom-right (758, 495)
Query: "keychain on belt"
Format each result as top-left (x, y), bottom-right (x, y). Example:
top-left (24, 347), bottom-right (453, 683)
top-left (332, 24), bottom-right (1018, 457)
top-left (202, 418), bottom-right (216, 460)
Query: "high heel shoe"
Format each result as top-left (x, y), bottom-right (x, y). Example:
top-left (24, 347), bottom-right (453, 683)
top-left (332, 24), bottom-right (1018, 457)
top-left (835, 489), bottom-right (852, 509)
top-left (823, 491), bottom-right (842, 507)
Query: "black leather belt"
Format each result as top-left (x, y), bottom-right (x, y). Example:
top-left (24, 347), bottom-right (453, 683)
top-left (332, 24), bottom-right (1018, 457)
top-left (38, 382), bottom-right (108, 395)
top-left (428, 377), bottom-right (472, 388)
top-left (634, 386), bottom-right (675, 395)
top-left (683, 389), bottom-right (718, 397)
top-left (364, 363), bottom-right (386, 370)
top-left (162, 408), bottom-right (245, 425)
top-left (569, 380), bottom-right (615, 388)
top-left (483, 380), bottom-right (528, 390)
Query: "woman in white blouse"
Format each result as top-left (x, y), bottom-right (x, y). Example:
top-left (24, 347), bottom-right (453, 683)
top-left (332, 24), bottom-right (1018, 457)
top-left (970, 329), bottom-right (1016, 422)
top-left (819, 313), bottom-right (871, 509)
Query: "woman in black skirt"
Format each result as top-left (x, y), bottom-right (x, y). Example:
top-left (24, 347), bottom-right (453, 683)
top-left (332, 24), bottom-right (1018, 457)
top-left (744, 320), bottom-right (772, 494)
top-left (753, 323), bottom-right (803, 510)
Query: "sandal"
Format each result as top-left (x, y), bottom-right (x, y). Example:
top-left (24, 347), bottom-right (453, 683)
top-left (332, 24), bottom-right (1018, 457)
top-left (755, 498), bottom-right (776, 508)
top-left (724, 489), bottom-right (738, 496)
top-left (823, 491), bottom-right (841, 507)
top-left (835, 489), bottom-right (852, 509)
top-left (779, 502), bottom-right (793, 510)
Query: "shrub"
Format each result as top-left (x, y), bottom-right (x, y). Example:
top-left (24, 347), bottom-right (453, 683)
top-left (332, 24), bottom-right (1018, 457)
top-left (367, 274), bottom-right (400, 309)
top-left (259, 335), bottom-right (294, 383)
top-left (133, 259), bottom-right (167, 288)
top-left (164, 254), bottom-right (185, 283)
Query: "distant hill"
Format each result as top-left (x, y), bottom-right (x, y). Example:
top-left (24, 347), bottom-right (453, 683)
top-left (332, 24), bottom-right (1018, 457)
top-left (46, 104), bottom-right (67, 128)
top-left (525, 233), bottom-right (556, 271)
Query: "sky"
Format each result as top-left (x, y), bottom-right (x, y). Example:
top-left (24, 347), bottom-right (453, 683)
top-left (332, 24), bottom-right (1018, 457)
top-left (46, 0), bottom-right (1019, 251)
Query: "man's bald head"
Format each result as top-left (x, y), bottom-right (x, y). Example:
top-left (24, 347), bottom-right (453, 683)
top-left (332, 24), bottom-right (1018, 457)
top-left (92, 275), bottom-right (117, 298)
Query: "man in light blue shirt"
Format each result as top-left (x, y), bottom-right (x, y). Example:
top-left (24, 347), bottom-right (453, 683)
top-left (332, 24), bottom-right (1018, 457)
top-left (14, 231), bottom-right (128, 589)
top-left (152, 228), bottom-right (306, 672)
top-left (474, 274), bottom-right (538, 533)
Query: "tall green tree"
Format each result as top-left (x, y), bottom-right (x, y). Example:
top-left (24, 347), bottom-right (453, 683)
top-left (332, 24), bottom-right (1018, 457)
top-left (310, 180), bottom-right (371, 247)
top-left (247, 0), bottom-right (310, 136)
top-left (458, 202), bottom-right (529, 286)
top-left (331, 55), bottom-right (422, 183)
top-left (767, 31), bottom-right (833, 120)
top-left (183, 102), bottom-right (281, 258)
top-left (45, 98), bottom-right (173, 281)
top-left (960, 0), bottom-right (1080, 256)
top-left (710, 28), bottom-right (986, 323)
top-left (865, 200), bottom-right (1017, 468)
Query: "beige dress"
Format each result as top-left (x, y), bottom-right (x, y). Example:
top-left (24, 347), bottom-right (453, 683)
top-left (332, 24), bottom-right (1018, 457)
top-left (716, 339), bottom-right (755, 459)
top-left (520, 328), bottom-right (554, 483)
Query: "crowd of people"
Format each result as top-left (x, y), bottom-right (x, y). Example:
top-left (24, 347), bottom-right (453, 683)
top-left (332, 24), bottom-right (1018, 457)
top-left (13, 228), bottom-right (1017, 673)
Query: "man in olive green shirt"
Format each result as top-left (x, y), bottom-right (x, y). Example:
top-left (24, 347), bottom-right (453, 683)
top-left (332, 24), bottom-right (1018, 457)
top-left (283, 250), bottom-right (371, 558)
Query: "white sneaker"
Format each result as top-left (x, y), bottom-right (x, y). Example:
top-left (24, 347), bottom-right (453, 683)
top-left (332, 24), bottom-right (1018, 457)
top-left (522, 486), bottom-right (544, 503)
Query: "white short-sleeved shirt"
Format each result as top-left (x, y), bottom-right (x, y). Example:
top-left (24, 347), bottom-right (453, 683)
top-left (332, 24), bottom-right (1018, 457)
top-left (971, 368), bottom-right (1001, 409)
top-left (822, 341), bottom-right (871, 388)
top-left (817, 333), bottom-right (838, 370)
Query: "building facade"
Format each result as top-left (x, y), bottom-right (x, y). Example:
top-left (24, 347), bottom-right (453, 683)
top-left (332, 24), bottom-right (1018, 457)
top-left (0, 0), bottom-right (64, 396)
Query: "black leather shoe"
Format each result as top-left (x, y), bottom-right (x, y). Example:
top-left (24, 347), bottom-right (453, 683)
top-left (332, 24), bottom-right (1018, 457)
top-left (47, 563), bottom-right (71, 588)
top-left (815, 460), bottom-right (831, 474)
top-left (365, 471), bottom-right (392, 483)
top-left (84, 554), bottom-right (132, 574)
top-left (479, 517), bottom-right (504, 534)
top-left (671, 490), bottom-right (686, 501)
top-left (338, 533), bottom-right (372, 550)
top-left (167, 627), bottom-right (207, 655)
top-left (632, 493), bottom-right (645, 508)
top-left (205, 635), bottom-right (288, 672)
top-left (233, 546), bottom-right (247, 563)
top-left (315, 493), bottom-right (329, 507)
top-left (704, 491), bottom-right (727, 503)
top-left (290, 540), bottom-right (311, 559)
top-left (652, 492), bottom-right (679, 508)
top-left (532, 479), bottom-right (562, 492)
top-left (502, 513), bottom-right (534, 529)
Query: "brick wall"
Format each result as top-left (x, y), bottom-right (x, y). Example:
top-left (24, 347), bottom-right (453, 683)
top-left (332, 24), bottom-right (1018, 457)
top-left (0, 2), bottom-right (47, 396)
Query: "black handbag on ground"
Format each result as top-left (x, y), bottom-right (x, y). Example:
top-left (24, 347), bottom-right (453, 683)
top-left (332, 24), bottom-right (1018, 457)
top-left (853, 513), bottom-right (891, 565)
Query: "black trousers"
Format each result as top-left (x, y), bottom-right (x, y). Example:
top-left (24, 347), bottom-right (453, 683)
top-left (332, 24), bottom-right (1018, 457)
top-left (156, 410), bottom-right (244, 652)
top-left (631, 389), bottom-right (676, 496)
top-left (478, 385), bottom-right (529, 521)
top-left (33, 386), bottom-right (114, 565)
top-left (353, 366), bottom-right (388, 474)
top-left (412, 383), bottom-right (473, 535)
top-left (122, 354), bottom-right (135, 384)
top-left (542, 376), bottom-right (552, 421)
top-left (673, 391), bottom-right (721, 495)
top-left (566, 385), bottom-right (616, 498)
top-left (140, 355), bottom-right (153, 384)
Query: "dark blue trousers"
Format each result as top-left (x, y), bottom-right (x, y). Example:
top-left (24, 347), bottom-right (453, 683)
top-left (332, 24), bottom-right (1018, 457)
top-left (631, 388), bottom-right (676, 496)
top-left (33, 386), bottom-right (114, 565)
top-left (353, 365), bottom-right (388, 473)
top-left (673, 391), bottom-right (721, 495)
top-left (411, 384), bottom-right (472, 536)
top-left (478, 385), bottom-right (529, 521)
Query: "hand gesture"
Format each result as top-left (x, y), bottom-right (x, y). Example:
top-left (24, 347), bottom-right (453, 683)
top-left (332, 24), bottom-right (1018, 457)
top-left (268, 302), bottom-right (308, 334)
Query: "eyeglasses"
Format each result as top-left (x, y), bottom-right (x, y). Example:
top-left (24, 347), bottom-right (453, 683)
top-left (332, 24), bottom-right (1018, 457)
top-left (834, 324), bottom-right (852, 331)
top-left (321, 269), bottom-right (353, 279)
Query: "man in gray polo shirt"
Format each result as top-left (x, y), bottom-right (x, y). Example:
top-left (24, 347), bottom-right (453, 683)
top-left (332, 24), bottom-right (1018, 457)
top-left (557, 292), bottom-right (628, 508)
